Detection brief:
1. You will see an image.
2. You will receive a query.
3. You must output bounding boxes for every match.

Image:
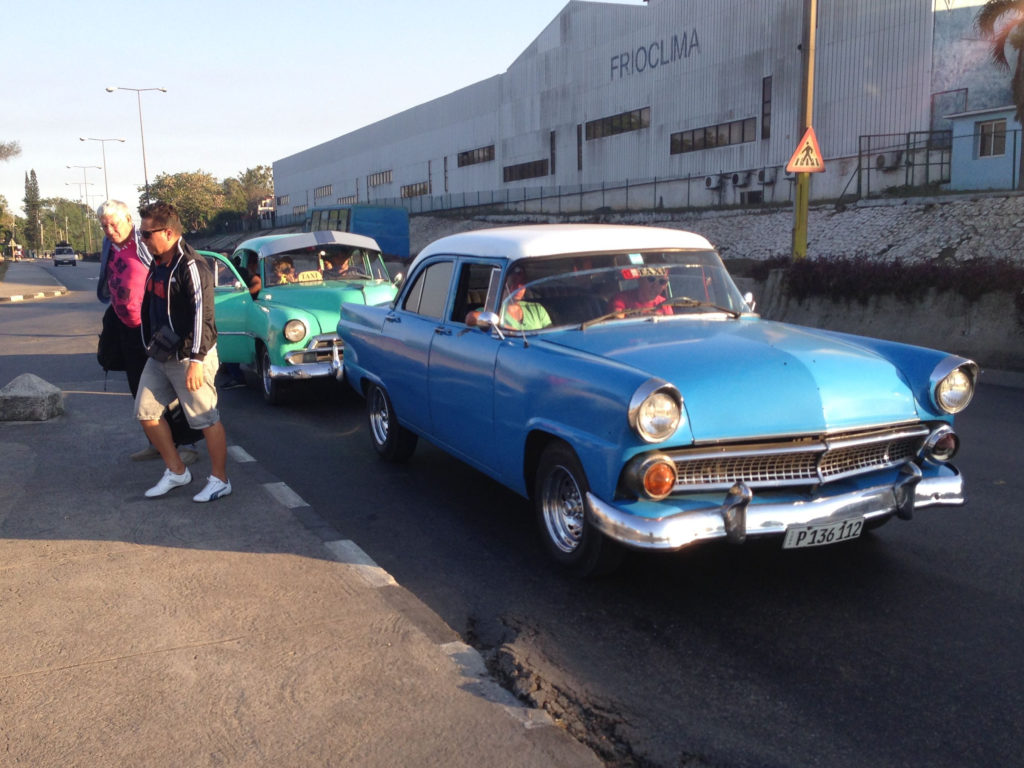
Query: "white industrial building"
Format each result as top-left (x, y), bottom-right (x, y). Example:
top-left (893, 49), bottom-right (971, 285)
top-left (272, 0), bottom-right (1014, 223)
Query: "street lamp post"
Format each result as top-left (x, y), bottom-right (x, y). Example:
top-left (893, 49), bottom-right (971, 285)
top-left (79, 136), bottom-right (126, 200)
top-left (66, 166), bottom-right (99, 253)
top-left (105, 86), bottom-right (167, 203)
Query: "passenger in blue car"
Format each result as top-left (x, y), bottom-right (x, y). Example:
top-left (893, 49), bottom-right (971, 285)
top-left (609, 266), bottom-right (673, 315)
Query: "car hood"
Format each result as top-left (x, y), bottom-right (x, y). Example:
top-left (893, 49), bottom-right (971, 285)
top-left (260, 282), bottom-right (396, 332)
top-left (543, 318), bottom-right (922, 440)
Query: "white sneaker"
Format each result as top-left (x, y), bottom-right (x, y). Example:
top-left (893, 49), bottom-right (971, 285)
top-left (145, 468), bottom-right (192, 498)
top-left (193, 475), bottom-right (232, 503)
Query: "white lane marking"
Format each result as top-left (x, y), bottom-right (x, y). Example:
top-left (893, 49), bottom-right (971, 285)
top-left (228, 445), bottom-right (255, 463)
top-left (262, 481), bottom-right (308, 509)
top-left (323, 539), bottom-right (397, 587)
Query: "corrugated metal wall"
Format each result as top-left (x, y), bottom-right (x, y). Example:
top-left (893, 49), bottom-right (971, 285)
top-left (273, 0), bottom-right (976, 219)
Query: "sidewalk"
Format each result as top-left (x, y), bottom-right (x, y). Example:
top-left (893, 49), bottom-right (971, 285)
top-left (0, 262), bottom-right (599, 766)
top-left (0, 259), bottom-right (69, 301)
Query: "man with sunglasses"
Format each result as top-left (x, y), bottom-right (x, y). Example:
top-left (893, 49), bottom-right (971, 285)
top-left (96, 200), bottom-right (202, 464)
top-left (135, 202), bottom-right (232, 503)
top-left (608, 268), bottom-right (674, 316)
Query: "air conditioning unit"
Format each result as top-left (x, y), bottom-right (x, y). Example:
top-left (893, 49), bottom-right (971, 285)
top-left (731, 171), bottom-right (752, 188)
top-left (704, 175), bottom-right (722, 189)
top-left (875, 150), bottom-right (904, 171)
top-left (783, 169), bottom-right (797, 182)
top-left (757, 167), bottom-right (777, 185)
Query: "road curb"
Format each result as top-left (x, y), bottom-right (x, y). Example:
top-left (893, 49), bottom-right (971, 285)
top-left (0, 288), bottom-right (67, 302)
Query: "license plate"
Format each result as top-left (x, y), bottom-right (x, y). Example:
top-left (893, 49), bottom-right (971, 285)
top-left (783, 518), bottom-right (864, 549)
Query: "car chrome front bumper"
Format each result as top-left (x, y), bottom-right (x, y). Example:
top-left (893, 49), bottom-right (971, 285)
top-left (269, 344), bottom-right (344, 381)
top-left (587, 462), bottom-right (964, 551)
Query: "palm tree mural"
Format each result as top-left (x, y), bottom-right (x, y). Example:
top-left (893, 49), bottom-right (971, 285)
top-left (976, 0), bottom-right (1024, 187)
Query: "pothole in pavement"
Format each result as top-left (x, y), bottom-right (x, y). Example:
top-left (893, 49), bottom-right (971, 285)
top-left (464, 615), bottom-right (718, 768)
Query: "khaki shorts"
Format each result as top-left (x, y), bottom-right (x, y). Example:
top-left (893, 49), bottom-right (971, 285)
top-left (135, 346), bottom-right (220, 430)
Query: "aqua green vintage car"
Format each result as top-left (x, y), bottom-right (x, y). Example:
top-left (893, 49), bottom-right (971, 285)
top-left (205, 231), bottom-right (398, 404)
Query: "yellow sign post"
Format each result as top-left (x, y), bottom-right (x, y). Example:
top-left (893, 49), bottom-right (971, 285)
top-left (791, 0), bottom-right (820, 261)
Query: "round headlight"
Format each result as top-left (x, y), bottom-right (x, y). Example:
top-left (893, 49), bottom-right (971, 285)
top-left (935, 367), bottom-right (974, 414)
top-left (635, 390), bottom-right (681, 443)
top-left (283, 319), bottom-right (308, 343)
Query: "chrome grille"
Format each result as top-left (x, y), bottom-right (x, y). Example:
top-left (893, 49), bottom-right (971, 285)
top-left (308, 334), bottom-right (343, 363)
top-left (671, 424), bottom-right (929, 491)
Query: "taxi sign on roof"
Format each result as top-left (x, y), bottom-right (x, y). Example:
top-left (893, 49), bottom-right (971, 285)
top-left (786, 126), bottom-right (825, 173)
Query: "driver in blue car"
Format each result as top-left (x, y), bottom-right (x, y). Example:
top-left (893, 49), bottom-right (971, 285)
top-left (466, 263), bottom-right (551, 331)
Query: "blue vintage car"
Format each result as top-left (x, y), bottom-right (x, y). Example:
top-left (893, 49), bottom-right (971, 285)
top-left (206, 231), bottom-right (398, 404)
top-left (338, 224), bottom-right (977, 574)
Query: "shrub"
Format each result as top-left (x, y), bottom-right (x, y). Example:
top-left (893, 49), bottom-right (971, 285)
top-left (749, 255), bottom-right (1024, 309)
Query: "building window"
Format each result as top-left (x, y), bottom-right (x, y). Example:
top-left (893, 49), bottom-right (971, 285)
top-left (979, 119), bottom-right (1006, 157)
top-left (550, 131), bottom-right (557, 176)
top-left (401, 181), bottom-right (430, 198)
top-left (444, 156), bottom-right (449, 193)
top-left (314, 184), bottom-right (333, 199)
top-left (367, 170), bottom-right (393, 187)
top-left (762, 76), bottom-right (772, 140)
top-left (576, 124), bottom-right (583, 171)
top-left (276, 194), bottom-right (290, 206)
top-left (670, 117), bottom-right (757, 155)
top-left (585, 107), bottom-right (651, 140)
top-left (503, 159), bottom-right (549, 182)
top-left (457, 145), bottom-right (495, 167)
top-left (337, 195), bottom-right (357, 205)
top-left (293, 204), bottom-right (307, 215)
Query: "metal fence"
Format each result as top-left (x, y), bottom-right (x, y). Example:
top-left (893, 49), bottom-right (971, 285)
top-left (266, 127), bottom-right (1020, 228)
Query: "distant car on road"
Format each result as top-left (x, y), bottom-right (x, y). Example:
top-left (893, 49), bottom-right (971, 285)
top-left (205, 230), bottom-right (399, 404)
top-left (53, 243), bottom-right (77, 267)
top-left (339, 224), bottom-right (978, 575)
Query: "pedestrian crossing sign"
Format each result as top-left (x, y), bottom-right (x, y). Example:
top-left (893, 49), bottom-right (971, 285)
top-left (786, 126), bottom-right (825, 173)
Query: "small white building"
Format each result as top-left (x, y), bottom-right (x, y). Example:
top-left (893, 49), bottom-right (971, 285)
top-left (273, 0), bottom-right (1014, 222)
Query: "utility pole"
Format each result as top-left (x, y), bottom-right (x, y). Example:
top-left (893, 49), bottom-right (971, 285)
top-left (792, 0), bottom-right (818, 261)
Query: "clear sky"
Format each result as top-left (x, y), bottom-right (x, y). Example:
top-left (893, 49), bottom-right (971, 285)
top-left (2, 0), bottom-right (645, 218)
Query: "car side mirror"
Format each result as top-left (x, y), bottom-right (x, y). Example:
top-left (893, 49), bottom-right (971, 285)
top-left (743, 291), bottom-right (756, 312)
top-left (475, 311), bottom-right (505, 339)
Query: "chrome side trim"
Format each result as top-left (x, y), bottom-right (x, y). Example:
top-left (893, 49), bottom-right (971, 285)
top-left (586, 464), bottom-right (964, 552)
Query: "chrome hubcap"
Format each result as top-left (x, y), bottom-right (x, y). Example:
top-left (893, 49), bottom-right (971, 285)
top-left (540, 464), bottom-right (585, 553)
top-left (369, 389), bottom-right (390, 446)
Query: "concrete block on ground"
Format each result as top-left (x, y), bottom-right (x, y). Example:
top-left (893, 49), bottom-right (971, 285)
top-left (0, 373), bottom-right (64, 421)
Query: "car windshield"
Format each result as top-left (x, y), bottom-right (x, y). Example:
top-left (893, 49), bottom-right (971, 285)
top-left (263, 245), bottom-right (389, 286)
top-left (495, 250), bottom-right (750, 332)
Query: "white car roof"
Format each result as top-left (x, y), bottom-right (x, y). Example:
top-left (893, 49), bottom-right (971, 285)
top-left (412, 224), bottom-right (715, 271)
top-left (237, 230), bottom-right (381, 260)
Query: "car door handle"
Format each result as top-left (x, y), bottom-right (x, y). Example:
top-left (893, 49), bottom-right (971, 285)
top-left (433, 326), bottom-right (452, 336)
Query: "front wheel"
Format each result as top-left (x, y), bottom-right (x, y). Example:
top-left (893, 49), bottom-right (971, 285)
top-left (259, 345), bottom-right (285, 405)
top-left (533, 442), bottom-right (622, 576)
top-left (366, 383), bottom-right (418, 462)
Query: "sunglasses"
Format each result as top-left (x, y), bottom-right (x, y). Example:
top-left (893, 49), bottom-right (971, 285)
top-left (139, 228), bottom-right (166, 239)
top-left (645, 276), bottom-right (668, 285)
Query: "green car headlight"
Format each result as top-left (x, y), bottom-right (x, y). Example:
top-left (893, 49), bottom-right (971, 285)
top-left (283, 319), bottom-right (308, 343)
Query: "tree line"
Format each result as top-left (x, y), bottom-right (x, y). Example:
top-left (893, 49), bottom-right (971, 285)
top-left (1, 163), bottom-right (273, 257)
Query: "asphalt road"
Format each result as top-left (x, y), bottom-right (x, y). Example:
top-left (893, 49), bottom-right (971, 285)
top-left (7, 263), bottom-right (1023, 768)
